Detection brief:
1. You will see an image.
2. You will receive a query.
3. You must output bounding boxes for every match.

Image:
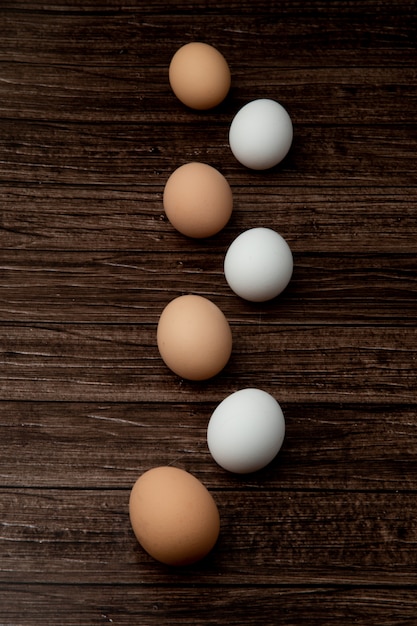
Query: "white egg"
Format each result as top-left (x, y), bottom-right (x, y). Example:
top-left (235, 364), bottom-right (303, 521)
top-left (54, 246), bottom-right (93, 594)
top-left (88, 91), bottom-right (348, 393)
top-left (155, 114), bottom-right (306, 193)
top-left (224, 227), bottom-right (293, 302)
top-left (207, 388), bottom-right (285, 474)
top-left (229, 98), bottom-right (293, 170)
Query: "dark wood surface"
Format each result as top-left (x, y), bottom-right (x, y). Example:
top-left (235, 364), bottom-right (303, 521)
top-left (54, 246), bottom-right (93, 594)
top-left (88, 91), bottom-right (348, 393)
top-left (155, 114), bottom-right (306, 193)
top-left (1, 1), bottom-right (416, 624)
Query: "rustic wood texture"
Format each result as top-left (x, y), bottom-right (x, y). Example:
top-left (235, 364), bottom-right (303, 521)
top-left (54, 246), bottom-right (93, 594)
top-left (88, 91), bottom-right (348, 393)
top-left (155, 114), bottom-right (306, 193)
top-left (1, 1), bottom-right (416, 624)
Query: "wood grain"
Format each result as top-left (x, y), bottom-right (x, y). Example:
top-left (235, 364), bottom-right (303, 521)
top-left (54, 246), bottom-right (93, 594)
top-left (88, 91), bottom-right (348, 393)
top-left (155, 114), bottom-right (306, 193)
top-left (1, 1), bottom-right (416, 624)
top-left (1, 250), bottom-right (416, 323)
top-left (2, 488), bottom-right (417, 585)
top-left (2, 186), bottom-right (416, 253)
top-left (1, 323), bottom-right (415, 402)
top-left (2, 585), bottom-right (417, 626)
top-left (1, 402), bottom-right (416, 490)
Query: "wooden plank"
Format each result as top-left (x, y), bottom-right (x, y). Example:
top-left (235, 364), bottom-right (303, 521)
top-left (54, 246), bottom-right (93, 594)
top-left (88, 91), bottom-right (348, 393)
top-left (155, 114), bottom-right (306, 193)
top-left (0, 120), bottom-right (415, 186)
top-left (1, 62), bottom-right (415, 124)
top-left (2, 584), bottom-right (417, 626)
top-left (0, 250), bottom-right (416, 325)
top-left (1, 324), bottom-right (415, 403)
top-left (1, 488), bottom-right (417, 585)
top-left (1, 402), bottom-right (416, 491)
top-left (1, 3), bottom-right (415, 69)
top-left (1, 0), bottom-right (415, 13)
top-left (2, 186), bottom-right (416, 253)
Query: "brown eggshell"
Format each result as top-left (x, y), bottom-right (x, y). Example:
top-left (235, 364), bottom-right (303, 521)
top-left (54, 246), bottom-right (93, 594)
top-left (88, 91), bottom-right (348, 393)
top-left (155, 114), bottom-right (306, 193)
top-left (163, 162), bottom-right (233, 238)
top-left (157, 294), bottom-right (232, 380)
top-left (129, 466), bottom-right (220, 566)
top-left (169, 42), bottom-right (231, 110)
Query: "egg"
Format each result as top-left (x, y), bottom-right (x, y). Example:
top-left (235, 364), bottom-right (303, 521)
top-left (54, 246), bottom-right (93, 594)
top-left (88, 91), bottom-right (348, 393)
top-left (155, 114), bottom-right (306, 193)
top-left (169, 42), bottom-right (231, 110)
top-left (207, 388), bottom-right (286, 474)
top-left (229, 98), bottom-right (293, 170)
top-left (224, 227), bottom-right (293, 302)
top-left (163, 162), bottom-right (233, 238)
top-left (157, 294), bottom-right (232, 380)
top-left (129, 466), bottom-right (220, 566)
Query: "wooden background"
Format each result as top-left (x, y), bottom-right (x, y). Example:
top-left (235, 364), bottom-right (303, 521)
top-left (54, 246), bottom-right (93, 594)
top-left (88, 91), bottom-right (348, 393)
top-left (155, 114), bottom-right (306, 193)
top-left (1, 1), bottom-right (416, 624)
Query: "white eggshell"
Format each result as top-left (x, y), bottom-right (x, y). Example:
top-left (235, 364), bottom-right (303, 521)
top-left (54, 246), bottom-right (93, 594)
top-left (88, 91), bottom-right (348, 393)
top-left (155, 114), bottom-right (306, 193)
top-left (224, 227), bottom-right (293, 302)
top-left (229, 98), bottom-right (293, 170)
top-left (207, 388), bottom-right (285, 474)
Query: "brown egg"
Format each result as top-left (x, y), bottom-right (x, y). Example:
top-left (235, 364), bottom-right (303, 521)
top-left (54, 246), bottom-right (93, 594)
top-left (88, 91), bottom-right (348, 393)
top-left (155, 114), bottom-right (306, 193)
top-left (157, 294), bottom-right (232, 380)
top-left (163, 162), bottom-right (233, 238)
top-left (129, 466), bottom-right (220, 566)
top-left (169, 42), bottom-right (231, 110)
